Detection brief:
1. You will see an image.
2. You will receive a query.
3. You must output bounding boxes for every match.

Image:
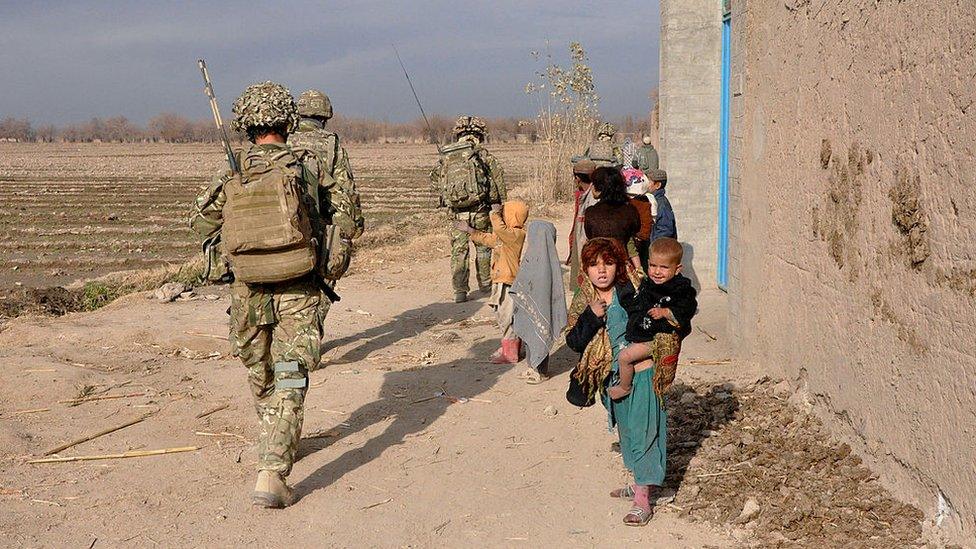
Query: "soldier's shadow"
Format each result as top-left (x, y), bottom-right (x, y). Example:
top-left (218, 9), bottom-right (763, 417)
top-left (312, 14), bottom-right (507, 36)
top-left (294, 301), bottom-right (506, 499)
top-left (322, 298), bottom-right (491, 365)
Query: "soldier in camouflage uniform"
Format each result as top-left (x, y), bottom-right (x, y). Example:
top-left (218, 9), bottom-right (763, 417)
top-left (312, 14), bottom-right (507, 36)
top-left (632, 135), bottom-right (659, 173)
top-left (289, 89), bottom-right (365, 320)
top-left (189, 82), bottom-right (357, 509)
top-left (429, 115), bottom-right (506, 303)
top-left (584, 122), bottom-right (624, 167)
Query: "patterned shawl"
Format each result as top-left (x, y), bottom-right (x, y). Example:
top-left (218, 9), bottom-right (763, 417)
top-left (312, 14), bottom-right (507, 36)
top-left (565, 265), bottom-right (643, 401)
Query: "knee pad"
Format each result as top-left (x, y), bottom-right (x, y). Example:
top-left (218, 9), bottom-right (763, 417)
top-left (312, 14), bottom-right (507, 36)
top-left (273, 361), bottom-right (308, 391)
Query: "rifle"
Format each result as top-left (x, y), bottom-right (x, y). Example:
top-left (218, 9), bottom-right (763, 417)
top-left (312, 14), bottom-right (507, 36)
top-left (198, 59), bottom-right (239, 174)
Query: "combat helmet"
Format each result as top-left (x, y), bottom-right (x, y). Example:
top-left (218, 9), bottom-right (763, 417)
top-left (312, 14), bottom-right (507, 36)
top-left (297, 89), bottom-right (334, 120)
top-left (453, 115), bottom-right (488, 139)
top-left (597, 122), bottom-right (616, 139)
top-left (231, 81), bottom-right (300, 136)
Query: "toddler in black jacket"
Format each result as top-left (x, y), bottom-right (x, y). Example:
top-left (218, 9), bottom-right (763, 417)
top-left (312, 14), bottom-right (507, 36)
top-left (609, 238), bottom-right (697, 400)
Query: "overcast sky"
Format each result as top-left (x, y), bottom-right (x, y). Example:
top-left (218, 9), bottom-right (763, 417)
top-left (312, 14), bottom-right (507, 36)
top-left (0, 1), bottom-right (660, 125)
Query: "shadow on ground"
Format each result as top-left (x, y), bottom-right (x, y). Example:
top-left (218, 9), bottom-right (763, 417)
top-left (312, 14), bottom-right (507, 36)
top-left (295, 298), bottom-right (507, 498)
top-left (664, 383), bottom-right (740, 493)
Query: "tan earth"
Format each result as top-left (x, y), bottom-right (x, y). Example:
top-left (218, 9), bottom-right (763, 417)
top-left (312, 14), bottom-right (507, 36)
top-left (0, 203), bottom-right (760, 548)
top-left (1, 182), bottom-right (931, 546)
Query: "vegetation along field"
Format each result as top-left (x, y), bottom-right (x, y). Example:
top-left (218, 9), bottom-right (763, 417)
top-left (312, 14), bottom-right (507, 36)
top-left (0, 142), bottom-right (539, 291)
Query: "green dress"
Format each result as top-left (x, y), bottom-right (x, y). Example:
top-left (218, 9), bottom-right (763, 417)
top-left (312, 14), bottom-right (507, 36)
top-left (603, 290), bottom-right (668, 487)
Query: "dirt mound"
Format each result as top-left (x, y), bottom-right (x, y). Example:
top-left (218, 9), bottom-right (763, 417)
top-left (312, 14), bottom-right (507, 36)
top-left (666, 379), bottom-right (923, 547)
top-left (0, 286), bottom-right (82, 320)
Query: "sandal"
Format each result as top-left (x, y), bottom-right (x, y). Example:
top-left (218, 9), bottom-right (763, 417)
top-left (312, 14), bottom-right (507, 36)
top-left (623, 505), bottom-right (653, 526)
top-left (609, 485), bottom-right (635, 499)
top-left (517, 367), bottom-right (548, 385)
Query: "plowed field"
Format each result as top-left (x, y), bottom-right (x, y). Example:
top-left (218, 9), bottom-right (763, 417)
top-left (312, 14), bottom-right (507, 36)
top-left (0, 142), bottom-right (538, 290)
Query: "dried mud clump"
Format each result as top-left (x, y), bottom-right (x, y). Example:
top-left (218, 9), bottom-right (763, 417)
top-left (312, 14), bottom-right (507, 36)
top-left (889, 168), bottom-right (930, 269)
top-left (813, 142), bottom-right (872, 278)
top-left (663, 379), bottom-right (923, 548)
top-left (0, 286), bottom-right (82, 323)
top-left (819, 138), bottom-right (831, 169)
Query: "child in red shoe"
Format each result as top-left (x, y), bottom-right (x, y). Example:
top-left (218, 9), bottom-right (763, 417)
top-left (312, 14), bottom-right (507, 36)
top-left (457, 200), bottom-right (529, 363)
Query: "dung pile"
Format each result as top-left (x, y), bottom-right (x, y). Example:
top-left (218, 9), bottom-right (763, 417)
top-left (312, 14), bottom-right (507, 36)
top-left (663, 378), bottom-right (924, 547)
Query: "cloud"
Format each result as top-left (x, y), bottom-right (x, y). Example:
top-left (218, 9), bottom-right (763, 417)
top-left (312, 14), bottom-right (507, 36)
top-left (0, 0), bottom-right (660, 124)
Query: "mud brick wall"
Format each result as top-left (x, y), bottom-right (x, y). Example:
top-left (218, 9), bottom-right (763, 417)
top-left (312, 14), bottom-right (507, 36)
top-left (727, 1), bottom-right (976, 540)
top-left (659, 0), bottom-right (723, 287)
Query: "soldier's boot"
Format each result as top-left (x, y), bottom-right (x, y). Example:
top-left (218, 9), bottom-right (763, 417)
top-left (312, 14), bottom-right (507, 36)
top-left (252, 470), bottom-right (294, 509)
top-left (454, 291), bottom-right (467, 303)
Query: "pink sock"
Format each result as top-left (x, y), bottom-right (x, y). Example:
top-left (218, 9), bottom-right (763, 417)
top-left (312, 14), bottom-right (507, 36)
top-left (633, 484), bottom-right (650, 508)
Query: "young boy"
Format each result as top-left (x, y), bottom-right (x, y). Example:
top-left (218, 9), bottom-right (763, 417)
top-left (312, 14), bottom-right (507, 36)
top-left (609, 237), bottom-right (697, 400)
top-left (648, 169), bottom-right (677, 241)
top-left (457, 200), bottom-right (529, 363)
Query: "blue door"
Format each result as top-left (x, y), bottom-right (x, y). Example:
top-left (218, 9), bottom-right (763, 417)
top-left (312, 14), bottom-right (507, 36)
top-left (717, 15), bottom-right (731, 290)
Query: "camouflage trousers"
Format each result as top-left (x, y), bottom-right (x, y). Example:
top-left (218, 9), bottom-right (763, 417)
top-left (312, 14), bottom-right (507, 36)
top-left (450, 210), bottom-right (492, 293)
top-left (229, 280), bottom-right (322, 477)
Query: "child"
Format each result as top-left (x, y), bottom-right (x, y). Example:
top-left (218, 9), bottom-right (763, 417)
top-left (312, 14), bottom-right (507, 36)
top-left (608, 237), bottom-right (697, 400)
top-left (511, 220), bottom-right (568, 383)
top-left (623, 168), bottom-right (654, 273)
top-left (457, 200), bottom-right (529, 363)
top-left (648, 169), bottom-right (676, 241)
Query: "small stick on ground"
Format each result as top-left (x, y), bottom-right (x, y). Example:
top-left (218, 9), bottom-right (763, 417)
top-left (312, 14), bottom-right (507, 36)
top-left (44, 414), bottom-right (153, 456)
top-left (195, 403), bottom-right (229, 419)
top-left (682, 359), bottom-right (733, 366)
top-left (183, 331), bottom-right (228, 340)
top-left (695, 469), bottom-right (742, 479)
top-left (28, 446), bottom-right (201, 464)
top-left (359, 497), bottom-right (393, 511)
top-left (195, 431), bottom-right (246, 441)
top-left (12, 408), bottom-right (51, 416)
top-left (696, 326), bottom-right (718, 341)
top-left (58, 392), bottom-right (146, 406)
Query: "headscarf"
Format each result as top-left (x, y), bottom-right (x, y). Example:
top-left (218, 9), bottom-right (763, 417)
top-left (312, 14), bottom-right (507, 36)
top-left (511, 221), bottom-right (568, 371)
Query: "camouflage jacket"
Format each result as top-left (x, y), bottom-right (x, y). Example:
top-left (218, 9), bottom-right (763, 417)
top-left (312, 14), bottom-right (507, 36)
top-left (188, 142), bottom-right (356, 282)
top-left (583, 141), bottom-right (624, 167)
top-left (429, 143), bottom-right (507, 211)
top-left (289, 121), bottom-right (365, 239)
top-left (632, 144), bottom-right (659, 172)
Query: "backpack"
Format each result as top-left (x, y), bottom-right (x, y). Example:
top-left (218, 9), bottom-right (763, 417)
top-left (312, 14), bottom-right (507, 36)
top-left (289, 128), bottom-right (340, 177)
top-left (440, 141), bottom-right (488, 210)
top-left (586, 141), bottom-right (615, 165)
top-left (221, 146), bottom-right (318, 284)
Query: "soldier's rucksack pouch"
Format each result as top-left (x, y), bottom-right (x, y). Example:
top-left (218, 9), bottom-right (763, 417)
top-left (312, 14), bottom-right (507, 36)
top-left (221, 148), bottom-right (318, 284)
top-left (586, 141), bottom-right (615, 165)
top-left (440, 141), bottom-right (488, 210)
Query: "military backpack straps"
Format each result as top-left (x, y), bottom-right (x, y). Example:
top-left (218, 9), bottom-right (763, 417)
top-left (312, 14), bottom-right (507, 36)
top-left (440, 141), bottom-right (489, 210)
top-left (586, 141), bottom-right (615, 165)
top-left (221, 146), bottom-right (318, 284)
top-left (289, 129), bottom-right (340, 177)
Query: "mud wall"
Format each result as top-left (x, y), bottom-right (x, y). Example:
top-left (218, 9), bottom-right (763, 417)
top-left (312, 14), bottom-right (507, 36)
top-left (728, 0), bottom-right (976, 540)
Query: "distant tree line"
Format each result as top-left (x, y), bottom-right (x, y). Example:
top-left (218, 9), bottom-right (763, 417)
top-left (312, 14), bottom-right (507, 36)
top-left (0, 113), bottom-right (650, 144)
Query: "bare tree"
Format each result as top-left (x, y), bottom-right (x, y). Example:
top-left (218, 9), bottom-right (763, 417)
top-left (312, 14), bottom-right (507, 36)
top-left (0, 117), bottom-right (33, 141)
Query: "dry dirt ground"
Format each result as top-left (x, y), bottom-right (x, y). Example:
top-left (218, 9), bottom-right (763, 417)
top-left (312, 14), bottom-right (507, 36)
top-left (1, 209), bottom-right (934, 548)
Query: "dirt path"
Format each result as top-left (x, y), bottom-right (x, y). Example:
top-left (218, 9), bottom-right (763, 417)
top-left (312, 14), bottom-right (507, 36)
top-left (0, 208), bottom-right (927, 548)
top-left (0, 209), bottom-right (749, 547)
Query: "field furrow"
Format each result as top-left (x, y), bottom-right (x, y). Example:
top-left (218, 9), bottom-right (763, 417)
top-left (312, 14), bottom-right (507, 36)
top-left (0, 142), bottom-right (538, 289)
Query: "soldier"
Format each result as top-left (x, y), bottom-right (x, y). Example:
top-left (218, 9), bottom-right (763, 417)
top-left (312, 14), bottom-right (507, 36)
top-left (289, 89), bottom-right (365, 320)
top-left (189, 82), bottom-right (356, 509)
top-left (632, 134), bottom-right (659, 172)
top-left (430, 115), bottom-right (506, 303)
top-left (584, 122), bottom-right (623, 167)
